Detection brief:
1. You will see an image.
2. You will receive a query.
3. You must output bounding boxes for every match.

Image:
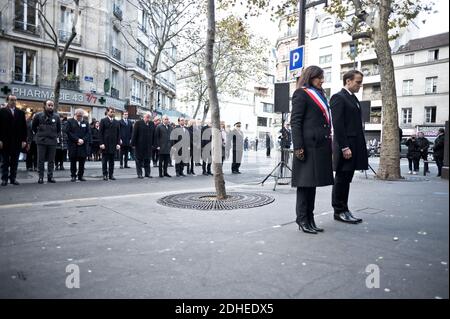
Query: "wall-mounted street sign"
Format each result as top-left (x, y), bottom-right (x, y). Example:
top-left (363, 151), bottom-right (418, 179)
top-left (289, 46), bottom-right (304, 72)
top-left (84, 76), bottom-right (94, 82)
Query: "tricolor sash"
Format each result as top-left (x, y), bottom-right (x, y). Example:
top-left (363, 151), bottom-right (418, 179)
top-left (303, 87), bottom-right (332, 125)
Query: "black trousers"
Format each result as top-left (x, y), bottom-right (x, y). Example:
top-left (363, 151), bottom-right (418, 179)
top-left (1, 149), bottom-right (20, 182)
top-left (332, 170), bottom-right (355, 213)
top-left (436, 156), bottom-right (444, 176)
top-left (202, 160), bottom-right (211, 174)
top-left (152, 149), bottom-right (159, 166)
top-left (296, 187), bottom-right (316, 225)
top-left (136, 158), bottom-right (151, 177)
top-left (159, 154), bottom-right (170, 176)
top-left (266, 147), bottom-right (271, 157)
top-left (175, 161), bottom-right (186, 175)
top-left (55, 149), bottom-right (67, 168)
top-left (408, 158), bottom-right (419, 171)
top-left (70, 156), bottom-right (86, 178)
top-left (26, 142), bottom-right (37, 169)
top-left (37, 144), bottom-right (56, 179)
top-left (120, 145), bottom-right (132, 167)
top-left (232, 150), bottom-right (241, 172)
top-left (102, 153), bottom-right (115, 177)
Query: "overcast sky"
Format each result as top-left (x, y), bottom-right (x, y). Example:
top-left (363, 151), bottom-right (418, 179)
top-left (238, 0), bottom-right (449, 46)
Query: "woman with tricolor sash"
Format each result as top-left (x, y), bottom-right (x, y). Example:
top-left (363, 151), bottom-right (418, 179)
top-left (291, 66), bottom-right (334, 234)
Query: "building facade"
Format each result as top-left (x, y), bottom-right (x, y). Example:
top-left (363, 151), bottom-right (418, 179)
top-left (393, 32), bottom-right (449, 139)
top-left (0, 0), bottom-right (177, 120)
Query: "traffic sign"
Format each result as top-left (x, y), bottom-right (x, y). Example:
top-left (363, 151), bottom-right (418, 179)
top-left (289, 46), bottom-right (304, 72)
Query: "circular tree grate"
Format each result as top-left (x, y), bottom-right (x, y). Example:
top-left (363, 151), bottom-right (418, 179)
top-left (157, 192), bottom-right (275, 211)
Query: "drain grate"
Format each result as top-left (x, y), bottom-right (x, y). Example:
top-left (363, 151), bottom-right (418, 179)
top-left (157, 192), bottom-right (275, 211)
top-left (354, 207), bottom-right (384, 215)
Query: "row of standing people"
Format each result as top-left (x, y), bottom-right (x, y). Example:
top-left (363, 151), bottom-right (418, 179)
top-left (0, 96), bottom-right (247, 185)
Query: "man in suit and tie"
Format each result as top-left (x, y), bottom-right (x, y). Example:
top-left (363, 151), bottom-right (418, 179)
top-left (119, 111), bottom-right (133, 169)
top-left (99, 107), bottom-right (120, 180)
top-left (66, 109), bottom-right (91, 182)
top-left (0, 95), bottom-right (27, 186)
top-left (155, 115), bottom-right (172, 177)
top-left (330, 70), bottom-right (368, 224)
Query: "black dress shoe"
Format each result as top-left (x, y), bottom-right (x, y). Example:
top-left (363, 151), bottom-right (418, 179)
top-left (38, 178), bottom-right (44, 184)
top-left (334, 212), bottom-right (358, 224)
top-left (176, 174), bottom-right (181, 177)
top-left (137, 175), bottom-right (144, 179)
top-left (71, 177), bottom-right (77, 182)
top-left (47, 178), bottom-right (56, 183)
top-left (298, 222), bottom-right (317, 234)
top-left (346, 211), bottom-right (363, 223)
top-left (164, 174), bottom-right (172, 178)
top-left (9, 180), bottom-right (19, 185)
top-left (1, 180), bottom-right (7, 186)
top-left (145, 175), bottom-right (152, 178)
top-left (109, 176), bottom-right (116, 180)
top-left (78, 177), bottom-right (87, 182)
top-left (125, 166), bottom-right (131, 168)
top-left (309, 218), bottom-right (324, 232)
top-left (103, 176), bottom-right (108, 181)
top-left (159, 175), bottom-right (164, 178)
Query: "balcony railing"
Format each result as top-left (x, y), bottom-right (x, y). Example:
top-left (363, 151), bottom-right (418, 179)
top-left (111, 47), bottom-right (121, 61)
top-left (14, 20), bottom-right (40, 35)
top-left (13, 72), bottom-right (38, 85)
top-left (111, 87), bottom-right (120, 99)
top-left (60, 78), bottom-right (80, 91)
top-left (113, 4), bottom-right (123, 20)
top-left (58, 29), bottom-right (81, 45)
top-left (136, 58), bottom-right (147, 70)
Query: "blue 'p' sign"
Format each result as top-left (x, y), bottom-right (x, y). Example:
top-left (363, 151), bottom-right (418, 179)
top-left (289, 46), bottom-right (304, 72)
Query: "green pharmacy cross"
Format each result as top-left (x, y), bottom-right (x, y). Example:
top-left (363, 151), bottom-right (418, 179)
top-left (98, 97), bottom-right (106, 105)
top-left (1, 85), bottom-right (11, 95)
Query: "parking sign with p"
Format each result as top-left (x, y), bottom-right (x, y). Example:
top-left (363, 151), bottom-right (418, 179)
top-left (289, 46), bottom-right (304, 72)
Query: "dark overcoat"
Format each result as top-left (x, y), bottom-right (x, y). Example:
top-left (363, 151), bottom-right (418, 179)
top-left (99, 117), bottom-right (120, 154)
top-left (131, 120), bottom-right (155, 160)
top-left (66, 118), bottom-right (91, 158)
top-left (291, 88), bottom-right (334, 187)
top-left (0, 107), bottom-right (27, 152)
top-left (155, 123), bottom-right (172, 155)
top-left (330, 89), bottom-right (368, 172)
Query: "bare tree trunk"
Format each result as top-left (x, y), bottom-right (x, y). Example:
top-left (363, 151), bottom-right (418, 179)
top-left (373, 0), bottom-right (401, 179)
top-left (205, 0), bottom-right (226, 199)
top-left (53, 55), bottom-right (64, 110)
top-left (149, 76), bottom-right (157, 112)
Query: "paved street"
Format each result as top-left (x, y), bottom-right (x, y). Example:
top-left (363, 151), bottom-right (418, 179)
top-left (0, 151), bottom-right (448, 299)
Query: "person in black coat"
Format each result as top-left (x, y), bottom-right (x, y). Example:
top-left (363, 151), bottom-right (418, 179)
top-left (172, 117), bottom-right (190, 177)
top-left (330, 70), bottom-right (367, 224)
top-left (119, 111), bottom-right (133, 169)
top-left (0, 95), bottom-right (27, 186)
top-left (90, 121), bottom-right (101, 161)
top-left (201, 123), bottom-right (212, 175)
top-left (405, 134), bottom-right (421, 174)
top-left (265, 133), bottom-right (271, 157)
top-left (417, 132), bottom-right (430, 173)
top-left (25, 112), bottom-right (38, 171)
top-left (433, 128), bottom-right (445, 177)
top-left (32, 99), bottom-right (61, 184)
top-left (231, 122), bottom-right (244, 174)
top-left (131, 113), bottom-right (156, 178)
top-left (66, 109), bottom-right (91, 182)
top-left (155, 115), bottom-right (173, 177)
top-left (99, 107), bottom-right (120, 180)
top-left (291, 66), bottom-right (334, 234)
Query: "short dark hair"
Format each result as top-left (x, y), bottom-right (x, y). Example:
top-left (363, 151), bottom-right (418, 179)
top-left (6, 94), bottom-right (16, 102)
top-left (343, 70), bottom-right (364, 86)
top-left (105, 106), bottom-right (115, 115)
top-left (297, 65), bottom-right (324, 90)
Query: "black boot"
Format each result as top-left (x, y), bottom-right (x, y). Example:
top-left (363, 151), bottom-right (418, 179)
top-left (298, 222), bottom-right (317, 234)
top-left (309, 214), bottom-right (324, 232)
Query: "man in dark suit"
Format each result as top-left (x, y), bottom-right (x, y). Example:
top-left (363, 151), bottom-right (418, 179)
top-left (231, 122), bottom-right (244, 174)
top-left (155, 115), bottom-right (172, 177)
top-left (99, 107), bottom-right (120, 180)
top-left (131, 112), bottom-right (156, 178)
top-left (172, 117), bottom-right (190, 177)
top-left (66, 109), bottom-right (91, 182)
top-left (330, 70), bottom-right (368, 224)
top-left (0, 95), bottom-right (27, 186)
top-left (119, 111), bottom-right (133, 169)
